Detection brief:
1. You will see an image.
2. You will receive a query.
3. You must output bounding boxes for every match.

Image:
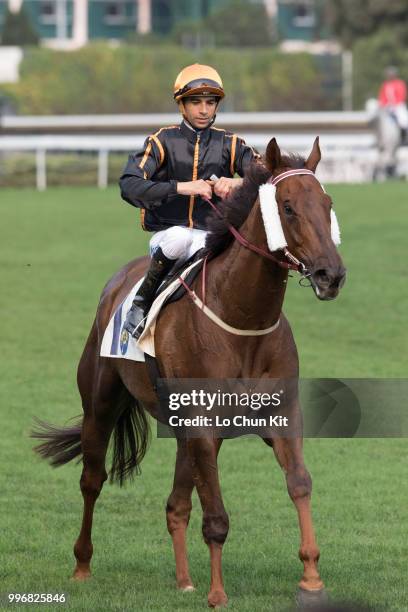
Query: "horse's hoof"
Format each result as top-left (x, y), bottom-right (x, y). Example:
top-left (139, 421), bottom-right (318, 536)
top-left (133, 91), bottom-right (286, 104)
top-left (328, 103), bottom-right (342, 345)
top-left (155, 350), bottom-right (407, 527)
top-left (296, 586), bottom-right (328, 608)
top-left (72, 568), bottom-right (91, 581)
top-left (177, 576), bottom-right (195, 592)
top-left (178, 584), bottom-right (195, 593)
top-left (208, 589), bottom-right (228, 608)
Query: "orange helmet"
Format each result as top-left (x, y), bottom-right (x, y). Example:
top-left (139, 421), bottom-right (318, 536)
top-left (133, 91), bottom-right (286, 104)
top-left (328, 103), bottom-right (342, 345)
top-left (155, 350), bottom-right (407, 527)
top-left (173, 64), bottom-right (225, 101)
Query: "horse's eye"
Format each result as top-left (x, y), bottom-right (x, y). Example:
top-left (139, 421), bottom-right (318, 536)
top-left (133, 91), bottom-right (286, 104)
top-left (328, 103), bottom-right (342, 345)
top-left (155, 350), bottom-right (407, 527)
top-left (284, 204), bottom-right (294, 216)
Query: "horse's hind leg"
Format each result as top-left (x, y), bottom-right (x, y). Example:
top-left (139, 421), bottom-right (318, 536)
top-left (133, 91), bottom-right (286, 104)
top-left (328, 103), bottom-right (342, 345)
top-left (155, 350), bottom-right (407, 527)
top-left (264, 435), bottom-right (326, 599)
top-left (73, 413), bottom-right (112, 579)
top-left (187, 438), bottom-right (228, 608)
top-left (73, 341), bottom-right (122, 580)
top-left (166, 439), bottom-right (195, 591)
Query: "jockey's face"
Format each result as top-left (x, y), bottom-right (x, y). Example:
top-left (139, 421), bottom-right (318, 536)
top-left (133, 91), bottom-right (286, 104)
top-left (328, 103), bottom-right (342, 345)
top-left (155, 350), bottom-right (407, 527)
top-left (181, 96), bottom-right (219, 129)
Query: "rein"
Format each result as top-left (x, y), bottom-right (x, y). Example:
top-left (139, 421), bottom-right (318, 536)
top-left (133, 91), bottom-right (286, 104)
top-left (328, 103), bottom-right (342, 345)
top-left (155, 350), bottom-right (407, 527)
top-left (203, 168), bottom-right (319, 276)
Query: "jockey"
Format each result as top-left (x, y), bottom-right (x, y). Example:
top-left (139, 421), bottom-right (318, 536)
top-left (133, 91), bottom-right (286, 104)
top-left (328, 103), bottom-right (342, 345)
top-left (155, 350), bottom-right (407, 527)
top-left (120, 63), bottom-right (259, 338)
top-left (378, 66), bottom-right (408, 139)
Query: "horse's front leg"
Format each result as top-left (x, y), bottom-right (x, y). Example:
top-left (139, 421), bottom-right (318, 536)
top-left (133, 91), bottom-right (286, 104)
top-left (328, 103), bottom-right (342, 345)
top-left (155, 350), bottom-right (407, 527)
top-left (166, 439), bottom-right (195, 591)
top-left (266, 434), bottom-right (326, 601)
top-left (187, 437), bottom-right (228, 608)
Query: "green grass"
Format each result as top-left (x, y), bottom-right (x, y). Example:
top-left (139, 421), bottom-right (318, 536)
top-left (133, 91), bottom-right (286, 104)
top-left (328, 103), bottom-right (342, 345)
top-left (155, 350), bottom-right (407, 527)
top-left (0, 183), bottom-right (407, 611)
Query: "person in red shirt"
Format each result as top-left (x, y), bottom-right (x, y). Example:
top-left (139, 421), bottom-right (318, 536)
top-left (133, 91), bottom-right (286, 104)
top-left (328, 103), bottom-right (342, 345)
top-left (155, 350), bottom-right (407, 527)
top-left (378, 66), bottom-right (408, 139)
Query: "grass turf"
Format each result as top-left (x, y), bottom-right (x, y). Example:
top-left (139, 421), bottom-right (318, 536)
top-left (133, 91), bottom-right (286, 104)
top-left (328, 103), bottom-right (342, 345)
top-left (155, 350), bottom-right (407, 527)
top-left (0, 183), bottom-right (407, 611)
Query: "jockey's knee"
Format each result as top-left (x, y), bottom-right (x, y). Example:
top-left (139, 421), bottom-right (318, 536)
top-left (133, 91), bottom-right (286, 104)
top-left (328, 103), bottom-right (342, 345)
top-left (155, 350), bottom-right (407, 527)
top-left (160, 227), bottom-right (193, 260)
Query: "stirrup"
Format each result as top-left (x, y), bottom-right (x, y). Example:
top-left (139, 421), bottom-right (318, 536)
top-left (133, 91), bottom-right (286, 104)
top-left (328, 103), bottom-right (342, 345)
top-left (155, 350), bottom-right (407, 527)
top-left (124, 320), bottom-right (145, 339)
top-left (131, 317), bottom-right (147, 340)
top-left (123, 304), bottom-right (145, 338)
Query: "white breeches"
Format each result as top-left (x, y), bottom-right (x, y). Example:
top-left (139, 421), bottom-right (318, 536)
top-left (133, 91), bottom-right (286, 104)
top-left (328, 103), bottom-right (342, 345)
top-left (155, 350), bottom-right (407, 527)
top-left (391, 104), bottom-right (408, 129)
top-left (149, 226), bottom-right (208, 261)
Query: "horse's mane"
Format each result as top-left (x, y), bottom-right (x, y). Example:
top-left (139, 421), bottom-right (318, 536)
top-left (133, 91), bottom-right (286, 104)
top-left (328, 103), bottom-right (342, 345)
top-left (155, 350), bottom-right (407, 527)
top-left (204, 154), bottom-right (306, 257)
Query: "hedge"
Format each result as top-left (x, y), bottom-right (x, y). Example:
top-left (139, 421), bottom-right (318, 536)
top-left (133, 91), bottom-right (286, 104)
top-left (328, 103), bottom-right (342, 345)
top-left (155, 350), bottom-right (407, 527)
top-left (2, 44), bottom-right (341, 114)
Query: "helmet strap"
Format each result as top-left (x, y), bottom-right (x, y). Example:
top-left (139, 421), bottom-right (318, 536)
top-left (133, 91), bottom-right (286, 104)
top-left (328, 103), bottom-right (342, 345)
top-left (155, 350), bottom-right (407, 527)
top-left (208, 114), bottom-right (217, 127)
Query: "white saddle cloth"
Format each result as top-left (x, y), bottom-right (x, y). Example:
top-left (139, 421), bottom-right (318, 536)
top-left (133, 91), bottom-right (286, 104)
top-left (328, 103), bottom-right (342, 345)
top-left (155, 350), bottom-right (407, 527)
top-left (100, 259), bottom-right (202, 361)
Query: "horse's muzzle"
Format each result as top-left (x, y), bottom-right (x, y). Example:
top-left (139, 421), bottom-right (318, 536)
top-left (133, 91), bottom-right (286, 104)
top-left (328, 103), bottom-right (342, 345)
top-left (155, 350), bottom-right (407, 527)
top-left (310, 266), bottom-right (346, 301)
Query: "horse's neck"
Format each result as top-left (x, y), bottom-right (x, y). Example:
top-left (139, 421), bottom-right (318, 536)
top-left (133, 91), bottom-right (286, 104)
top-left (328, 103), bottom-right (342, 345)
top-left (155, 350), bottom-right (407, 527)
top-left (206, 203), bottom-right (288, 330)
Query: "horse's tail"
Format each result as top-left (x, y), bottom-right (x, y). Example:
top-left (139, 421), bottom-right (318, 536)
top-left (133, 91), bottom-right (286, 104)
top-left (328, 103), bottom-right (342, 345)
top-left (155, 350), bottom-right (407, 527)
top-left (109, 389), bottom-right (150, 486)
top-left (31, 388), bottom-right (150, 487)
top-left (31, 417), bottom-right (83, 466)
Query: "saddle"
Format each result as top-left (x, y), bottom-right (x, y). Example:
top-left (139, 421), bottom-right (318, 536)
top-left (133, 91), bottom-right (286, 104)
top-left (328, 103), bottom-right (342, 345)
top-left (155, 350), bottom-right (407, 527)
top-left (155, 249), bottom-right (206, 307)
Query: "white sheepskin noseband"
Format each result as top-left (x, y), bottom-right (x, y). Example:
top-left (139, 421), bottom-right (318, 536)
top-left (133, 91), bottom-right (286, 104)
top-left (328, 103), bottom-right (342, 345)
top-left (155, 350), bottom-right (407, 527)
top-left (258, 170), bottom-right (341, 252)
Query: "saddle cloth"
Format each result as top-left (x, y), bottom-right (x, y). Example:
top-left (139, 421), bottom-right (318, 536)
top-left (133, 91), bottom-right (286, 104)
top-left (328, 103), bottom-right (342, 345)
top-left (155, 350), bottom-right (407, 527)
top-left (100, 258), bottom-right (203, 361)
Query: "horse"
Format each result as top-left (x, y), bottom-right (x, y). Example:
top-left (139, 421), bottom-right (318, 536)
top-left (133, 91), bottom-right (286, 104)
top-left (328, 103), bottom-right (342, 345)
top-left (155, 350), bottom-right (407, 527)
top-left (373, 105), bottom-right (402, 180)
top-left (32, 137), bottom-right (346, 608)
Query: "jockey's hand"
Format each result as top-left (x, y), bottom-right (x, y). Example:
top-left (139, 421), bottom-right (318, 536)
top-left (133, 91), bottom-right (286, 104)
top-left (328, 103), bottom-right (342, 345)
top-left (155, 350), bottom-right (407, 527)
top-left (213, 177), bottom-right (243, 200)
top-left (177, 180), bottom-right (213, 199)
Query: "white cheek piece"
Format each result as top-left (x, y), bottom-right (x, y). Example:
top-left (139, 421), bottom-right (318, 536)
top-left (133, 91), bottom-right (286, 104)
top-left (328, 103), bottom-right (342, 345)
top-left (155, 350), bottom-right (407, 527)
top-left (330, 209), bottom-right (341, 246)
top-left (258, 169), bottom-right (341, 251)
top-left (259, 183), bottom-right (287, 252)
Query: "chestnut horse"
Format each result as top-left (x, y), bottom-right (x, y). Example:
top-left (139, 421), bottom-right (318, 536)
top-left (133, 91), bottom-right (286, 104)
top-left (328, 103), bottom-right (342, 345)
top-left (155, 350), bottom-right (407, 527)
top-left (33, 138), bottom-right (346, 608)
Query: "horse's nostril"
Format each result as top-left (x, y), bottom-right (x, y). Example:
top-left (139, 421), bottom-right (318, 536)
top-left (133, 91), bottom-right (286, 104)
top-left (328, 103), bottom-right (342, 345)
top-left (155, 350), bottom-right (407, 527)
top-left (314, 268), bottom-right (346, 290)
top-left (314, 269), bottom-right (330, 284)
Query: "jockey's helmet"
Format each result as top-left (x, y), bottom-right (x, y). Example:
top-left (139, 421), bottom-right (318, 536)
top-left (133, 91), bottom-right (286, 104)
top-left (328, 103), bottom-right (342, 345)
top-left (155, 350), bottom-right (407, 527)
top-left (173, 64), bottom-right (225, 102)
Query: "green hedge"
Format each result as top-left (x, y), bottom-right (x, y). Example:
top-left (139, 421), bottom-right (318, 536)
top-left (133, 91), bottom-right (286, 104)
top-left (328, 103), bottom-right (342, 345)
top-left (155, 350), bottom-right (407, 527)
top-left (5, 39), bottom-right (408, 114)
top-left (2, 44), bottom-right (341, 114)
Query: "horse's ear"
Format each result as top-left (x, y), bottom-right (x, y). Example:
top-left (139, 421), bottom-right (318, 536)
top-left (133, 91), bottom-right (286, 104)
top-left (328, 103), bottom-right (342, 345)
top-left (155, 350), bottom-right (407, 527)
top-left (265, 137), bottom-right (282, 172)
top-left (305, 137), bottom-right (321, 172)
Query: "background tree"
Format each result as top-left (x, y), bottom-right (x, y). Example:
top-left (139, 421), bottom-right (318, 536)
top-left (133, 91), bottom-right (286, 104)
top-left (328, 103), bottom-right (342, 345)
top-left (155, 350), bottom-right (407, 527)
top-left (173, 0), bottom-right (273, 48)
top-left (327, 0), bottom-right (408, 48)
top-left (1, 6), bottom-right (39, 46)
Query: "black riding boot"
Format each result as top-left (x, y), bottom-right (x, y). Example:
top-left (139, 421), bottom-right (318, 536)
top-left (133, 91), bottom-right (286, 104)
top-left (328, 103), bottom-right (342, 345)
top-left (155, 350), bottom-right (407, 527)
top-left (123, 247), bottom-right (174, 339)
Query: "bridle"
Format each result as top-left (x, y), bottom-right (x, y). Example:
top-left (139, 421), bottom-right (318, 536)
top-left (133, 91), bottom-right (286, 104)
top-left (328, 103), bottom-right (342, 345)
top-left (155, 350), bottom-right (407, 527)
top-left (176, 168), bottom-right (319, 335)
top-left (205, 168), bottom-right (319, 280)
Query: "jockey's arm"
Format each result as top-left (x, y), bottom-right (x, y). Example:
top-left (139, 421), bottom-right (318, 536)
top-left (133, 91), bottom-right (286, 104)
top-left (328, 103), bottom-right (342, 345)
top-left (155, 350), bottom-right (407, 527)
top-left (120, 136), bottom-right (178, 209)
top-left (213, 177), bottom-right (243, 199)
top-left (213, 136), bottom-right (259, 199)
top-left (176, 180), bottom-right (212, 199)
top-left (120, 136), bottom-right (214, 206)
